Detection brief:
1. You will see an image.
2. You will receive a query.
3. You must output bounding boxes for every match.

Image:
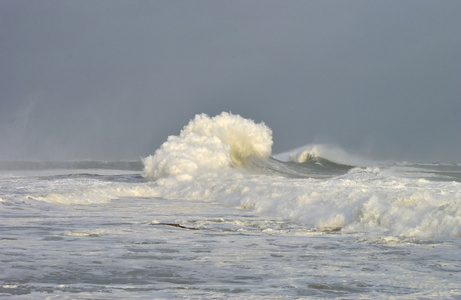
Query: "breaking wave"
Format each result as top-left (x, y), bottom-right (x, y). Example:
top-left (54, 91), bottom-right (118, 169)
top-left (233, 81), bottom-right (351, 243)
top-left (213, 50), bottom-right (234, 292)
top-left (142, 112), bottom-right (273, 181)
top-left (142, 112), bottom-right (356, 181)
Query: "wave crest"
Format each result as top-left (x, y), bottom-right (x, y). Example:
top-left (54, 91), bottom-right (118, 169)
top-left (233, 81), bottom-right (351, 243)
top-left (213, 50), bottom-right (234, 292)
top-left (276, 144), bottom-right (370, 167)
top-left (143, 112), bottom-right (273, 180)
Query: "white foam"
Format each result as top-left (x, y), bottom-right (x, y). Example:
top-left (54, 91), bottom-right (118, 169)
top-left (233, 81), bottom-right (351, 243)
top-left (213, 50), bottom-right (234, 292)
top-left (30, 182), bottom-right (160, 205)
top-left (143, 112), bottom-right (272, 180)
top-left (12, 162), bottom-right (461, 238)
top-left (142, 167), bottom-right (461, 238)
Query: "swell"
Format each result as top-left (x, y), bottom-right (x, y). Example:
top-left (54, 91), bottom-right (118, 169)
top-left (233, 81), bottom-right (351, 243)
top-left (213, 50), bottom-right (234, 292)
top-left (245, 156), bottom-right (353, 179)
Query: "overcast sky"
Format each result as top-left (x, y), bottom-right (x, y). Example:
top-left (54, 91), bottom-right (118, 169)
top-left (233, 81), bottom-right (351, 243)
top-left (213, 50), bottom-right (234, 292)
top-left (1, 0), bottom-right (460, 163)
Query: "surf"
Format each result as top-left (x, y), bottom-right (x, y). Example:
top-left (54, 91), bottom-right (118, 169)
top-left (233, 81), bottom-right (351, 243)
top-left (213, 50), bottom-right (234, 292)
top-left (138, 112), bottom-right (461, 238)
top-left (10, 112), bottom-right (459, 238)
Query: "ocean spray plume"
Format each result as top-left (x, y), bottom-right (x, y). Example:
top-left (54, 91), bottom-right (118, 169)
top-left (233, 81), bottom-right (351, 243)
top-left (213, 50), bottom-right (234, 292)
top-left (142, 112), bottom-right (273, 180)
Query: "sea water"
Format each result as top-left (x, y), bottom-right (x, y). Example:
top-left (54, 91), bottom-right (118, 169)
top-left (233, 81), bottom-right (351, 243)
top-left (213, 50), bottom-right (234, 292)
top-left (1, 112), bottom-right (460, 299)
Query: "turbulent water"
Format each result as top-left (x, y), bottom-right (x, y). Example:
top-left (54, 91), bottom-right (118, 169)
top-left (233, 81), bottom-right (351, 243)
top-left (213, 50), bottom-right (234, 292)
top-left (1, 112), bottom-right (460, 299)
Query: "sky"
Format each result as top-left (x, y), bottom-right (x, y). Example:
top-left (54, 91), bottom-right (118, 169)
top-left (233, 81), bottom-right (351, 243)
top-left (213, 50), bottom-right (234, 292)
top-left (1, 0), bottom-right (460, 163)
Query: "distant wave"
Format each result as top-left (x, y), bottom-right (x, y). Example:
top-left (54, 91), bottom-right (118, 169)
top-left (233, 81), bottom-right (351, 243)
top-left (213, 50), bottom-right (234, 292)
top-left (274, 143), bottom-right (372, 167)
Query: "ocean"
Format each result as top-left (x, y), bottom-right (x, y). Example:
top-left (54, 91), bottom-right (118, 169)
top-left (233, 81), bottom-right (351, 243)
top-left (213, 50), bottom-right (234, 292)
top-left (1, 112), bottom-right (460, 299)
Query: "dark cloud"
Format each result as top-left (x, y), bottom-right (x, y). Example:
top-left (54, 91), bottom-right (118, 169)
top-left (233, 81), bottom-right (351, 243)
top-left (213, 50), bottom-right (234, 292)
top-left (1, 0), bottom-right (460, 162)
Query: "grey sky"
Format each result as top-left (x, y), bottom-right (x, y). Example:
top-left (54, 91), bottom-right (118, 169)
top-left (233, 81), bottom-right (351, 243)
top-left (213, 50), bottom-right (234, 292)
top-left (1, 0), bottom-right (460, 162)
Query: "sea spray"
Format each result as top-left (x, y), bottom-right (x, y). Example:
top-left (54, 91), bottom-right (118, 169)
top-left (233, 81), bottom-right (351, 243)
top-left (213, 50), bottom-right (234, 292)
top-left (143, 112), bottom-right (272, 180)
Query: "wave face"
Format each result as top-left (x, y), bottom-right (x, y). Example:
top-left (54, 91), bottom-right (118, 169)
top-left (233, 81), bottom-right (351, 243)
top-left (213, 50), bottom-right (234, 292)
top-left (139, 112), bottom-right (461, 238)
